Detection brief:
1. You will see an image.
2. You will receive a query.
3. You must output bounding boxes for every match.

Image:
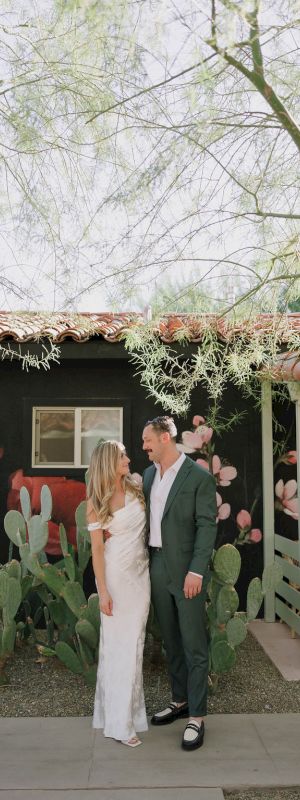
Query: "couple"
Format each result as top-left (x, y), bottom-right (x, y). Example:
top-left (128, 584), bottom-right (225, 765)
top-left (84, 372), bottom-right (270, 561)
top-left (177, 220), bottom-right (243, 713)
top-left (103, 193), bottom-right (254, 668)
top-left (87, 416), bottom-right (217, 751)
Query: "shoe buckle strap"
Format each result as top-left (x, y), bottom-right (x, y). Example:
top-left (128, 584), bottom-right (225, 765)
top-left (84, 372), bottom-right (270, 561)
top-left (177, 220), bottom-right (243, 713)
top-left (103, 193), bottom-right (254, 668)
top-left (185, 722), bottom-right (201, 733)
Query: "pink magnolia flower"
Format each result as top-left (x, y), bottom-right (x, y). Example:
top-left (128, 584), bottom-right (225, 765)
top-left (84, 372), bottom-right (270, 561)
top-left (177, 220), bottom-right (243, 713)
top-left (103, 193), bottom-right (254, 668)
top-left (275, 479), bottom-right (299, 520)
top-left (212, 455), bottom-right (237, 486)
top-left (278, 450), bottom-right (297, 465)
top-left (181, 427), bottom-right (213, 453)
top-left (216, 492), bottom-right (230, 522)
top-left (248, 529), bottom-right (263, 543)
top-left (286, 450), bottom-right (297, 464)
top-left (193, 415), bottom-right (205, 427)
top-left (236, 509), bottom-right (262, 544)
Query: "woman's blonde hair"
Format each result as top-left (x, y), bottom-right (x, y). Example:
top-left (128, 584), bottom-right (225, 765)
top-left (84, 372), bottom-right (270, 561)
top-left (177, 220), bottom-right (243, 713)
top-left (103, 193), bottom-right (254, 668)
top-left (86, 440), bottom-right (145, 527)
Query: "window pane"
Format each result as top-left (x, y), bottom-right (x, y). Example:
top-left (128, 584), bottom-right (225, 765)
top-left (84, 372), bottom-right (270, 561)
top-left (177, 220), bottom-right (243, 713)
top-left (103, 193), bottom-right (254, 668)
top-left (81, 409), bottom-right (122, 465)
top-left (37, 411), bottom-right (75, 465)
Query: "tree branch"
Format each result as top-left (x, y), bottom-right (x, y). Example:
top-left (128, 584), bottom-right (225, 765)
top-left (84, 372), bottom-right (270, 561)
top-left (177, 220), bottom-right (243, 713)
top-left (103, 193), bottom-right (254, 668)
top-left (85, 54), bottom-right (217, 124)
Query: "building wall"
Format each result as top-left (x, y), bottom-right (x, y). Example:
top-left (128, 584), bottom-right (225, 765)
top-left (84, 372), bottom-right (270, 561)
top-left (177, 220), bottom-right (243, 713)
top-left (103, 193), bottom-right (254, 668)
top-left (0, 338), bottom-right (267, 607)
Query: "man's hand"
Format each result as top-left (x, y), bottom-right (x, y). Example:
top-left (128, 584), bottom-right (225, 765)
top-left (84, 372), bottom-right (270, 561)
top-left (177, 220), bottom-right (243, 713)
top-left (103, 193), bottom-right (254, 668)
top-left (183, 573), bottom-right (203, 599)
top-left (99, 589), bottom-right (113, 616)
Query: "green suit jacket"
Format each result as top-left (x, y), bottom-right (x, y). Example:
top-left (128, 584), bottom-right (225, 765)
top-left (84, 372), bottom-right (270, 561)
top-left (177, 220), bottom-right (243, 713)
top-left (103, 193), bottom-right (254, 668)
top-left (143, 456), bottom-right (217, 590)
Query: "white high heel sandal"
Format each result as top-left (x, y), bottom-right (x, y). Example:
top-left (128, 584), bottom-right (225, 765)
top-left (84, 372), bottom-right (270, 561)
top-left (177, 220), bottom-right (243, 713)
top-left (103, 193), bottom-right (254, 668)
top-left (120, 736), bottom-right (142, 748)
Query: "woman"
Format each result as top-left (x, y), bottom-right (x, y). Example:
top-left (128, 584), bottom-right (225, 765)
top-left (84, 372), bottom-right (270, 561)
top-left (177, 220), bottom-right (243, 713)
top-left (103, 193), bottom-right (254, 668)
top-left (87, 440), bottom-right (150, 748)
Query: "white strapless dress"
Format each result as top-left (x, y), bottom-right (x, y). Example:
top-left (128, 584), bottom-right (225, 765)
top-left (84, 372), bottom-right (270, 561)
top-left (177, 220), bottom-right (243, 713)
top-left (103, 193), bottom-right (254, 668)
top-left (93, 493), bottom-right (150, 740)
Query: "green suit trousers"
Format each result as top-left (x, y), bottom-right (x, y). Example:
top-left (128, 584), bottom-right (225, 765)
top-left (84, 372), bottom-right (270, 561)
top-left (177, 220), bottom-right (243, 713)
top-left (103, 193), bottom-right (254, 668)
top-left (150, 549), bottom-right (209, 716)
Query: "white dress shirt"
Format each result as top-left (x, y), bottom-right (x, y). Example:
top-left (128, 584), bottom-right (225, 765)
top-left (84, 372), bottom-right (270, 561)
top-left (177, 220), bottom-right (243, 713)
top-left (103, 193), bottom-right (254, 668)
top-left (149, 453), bottom-right (201, 578)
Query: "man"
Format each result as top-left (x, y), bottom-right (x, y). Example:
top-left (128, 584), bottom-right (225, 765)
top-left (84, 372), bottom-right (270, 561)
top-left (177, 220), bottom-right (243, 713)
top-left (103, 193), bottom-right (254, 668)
top-left (142, 415), bottom-right (217, 751)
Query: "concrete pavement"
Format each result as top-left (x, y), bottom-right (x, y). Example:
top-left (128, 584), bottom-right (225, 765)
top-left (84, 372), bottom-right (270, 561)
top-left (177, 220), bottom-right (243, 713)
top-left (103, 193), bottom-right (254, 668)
top-left (1, 714), bottom-right (300, 799)
top-left (249, 620), bottom-right (300, 680)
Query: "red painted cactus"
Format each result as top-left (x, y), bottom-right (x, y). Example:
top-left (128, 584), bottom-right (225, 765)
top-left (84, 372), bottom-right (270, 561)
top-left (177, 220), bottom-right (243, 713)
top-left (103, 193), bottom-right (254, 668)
top-left (7, 469), bottom-right (86, 555)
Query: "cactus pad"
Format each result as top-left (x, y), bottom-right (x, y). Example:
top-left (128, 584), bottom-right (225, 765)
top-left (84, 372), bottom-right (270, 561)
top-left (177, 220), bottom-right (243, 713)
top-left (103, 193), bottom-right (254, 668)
top-left (75, 501), bottom-right (88, 532)
top-left (61, 581), bottom-right (88, 619)
top-left (75, 618), bottom-right (98, 650)
top-left (7, 560), bottom-right (22, 581)
top-left (211, 639), bottom-right (236, 673)
top-left (55, 641), bottom-right (83, 674)
top-left (226, 616), bottom-right (247, 647)
top-left (2, 621), bottom-right (17, 655)
top-left (83, 663), bottom-right (97, 687)
top-left (216, 585), bottom-right (239, 624)
top-left (40, 485), bottom-right (52, 522)
top-left (247, 577), bottom-right (263, 621)
top-left (213, 544), bottom-right (241, 585)
top-left (42, 564), bottom-right (67, 596)
top-left (4, 511), bottom-right (26, 546)
top-left (27, 516), bottom-right (49, 554)
top-left (262, 562), bottom-right (283, 593)
top-left (20, 486), bottom-right (31, 522)
top-left (0, 571), bottom-right (9, 608)
top-left (6, 577), bottom-right (22, 621)
top-left (20, 544), bottom-right (44, 579)
top-left (59, 524), bottom-right (69, 557)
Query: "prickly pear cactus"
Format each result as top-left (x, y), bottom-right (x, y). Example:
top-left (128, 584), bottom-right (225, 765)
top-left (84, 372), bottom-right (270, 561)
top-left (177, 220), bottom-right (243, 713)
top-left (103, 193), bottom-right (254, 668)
top-left (216, 585), bottom-right (239, 624)
top-left (40, 485), bottom-right (52, 522)
top-left (211, 639), bottom-right (236, 673)
top-left (262, 562), bottom-right (283, 593)
top-left (2, 484), bottom-right (99, 684)
top-left (55, 641), bottom-right (83, 674)
top-left (207, 541), bottom-right (283, 690)
top-left (4, 510), bottom-right (26, 546)
top-left (213, 544), bottom-right (241, 585)
top-left (246, 577), bottom-right (263, 621)
top-left (226, 616), bottom-right (247, 647)
top-left (0, 562), bottom-right (29, 662)
top-left (20, 486), bottom-right (31, 523)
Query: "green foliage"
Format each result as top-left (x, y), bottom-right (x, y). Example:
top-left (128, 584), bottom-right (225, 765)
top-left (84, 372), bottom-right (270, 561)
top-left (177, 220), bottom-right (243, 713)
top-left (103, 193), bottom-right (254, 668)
top-left (207, 545), bottom-right (283, 688)
top-left (0, 562), bottom-right (32, 664)
top-left (2, 483), bottom-right (97, 686)
top-left (125, 321), bottom-right (300, 415)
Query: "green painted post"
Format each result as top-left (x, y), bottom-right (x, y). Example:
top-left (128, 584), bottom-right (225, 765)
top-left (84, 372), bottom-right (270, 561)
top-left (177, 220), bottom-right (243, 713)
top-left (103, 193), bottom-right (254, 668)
top-left (261, 381), bottom-right (275, 621)
top-left (288, 383), bottom-right (300, 562)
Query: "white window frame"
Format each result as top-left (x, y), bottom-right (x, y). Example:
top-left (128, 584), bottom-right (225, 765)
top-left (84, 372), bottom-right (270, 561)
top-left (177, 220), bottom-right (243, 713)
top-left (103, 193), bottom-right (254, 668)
top-left (32, 406), bottom-right (123, 468)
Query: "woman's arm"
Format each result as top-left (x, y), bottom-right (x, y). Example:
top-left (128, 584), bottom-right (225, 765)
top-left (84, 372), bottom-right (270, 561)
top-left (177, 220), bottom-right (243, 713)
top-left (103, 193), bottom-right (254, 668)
top-left (87, 500), bottom-right (113, 616)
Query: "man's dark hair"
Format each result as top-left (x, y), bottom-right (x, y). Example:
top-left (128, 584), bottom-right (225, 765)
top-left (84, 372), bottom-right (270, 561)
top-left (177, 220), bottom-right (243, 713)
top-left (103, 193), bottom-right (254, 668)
top-left (144, 415), bottom-right (177, 441)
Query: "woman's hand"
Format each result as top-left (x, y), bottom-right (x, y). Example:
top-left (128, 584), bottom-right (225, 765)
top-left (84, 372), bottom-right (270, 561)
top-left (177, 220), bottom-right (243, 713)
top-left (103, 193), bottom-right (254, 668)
top-left (99, 589), bottom-right (113, 616)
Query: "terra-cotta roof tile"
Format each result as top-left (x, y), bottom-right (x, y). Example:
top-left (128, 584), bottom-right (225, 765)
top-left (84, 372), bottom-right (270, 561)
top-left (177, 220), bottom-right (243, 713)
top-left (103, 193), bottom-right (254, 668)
top-left (0, 311), bottom-right (299, 343)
